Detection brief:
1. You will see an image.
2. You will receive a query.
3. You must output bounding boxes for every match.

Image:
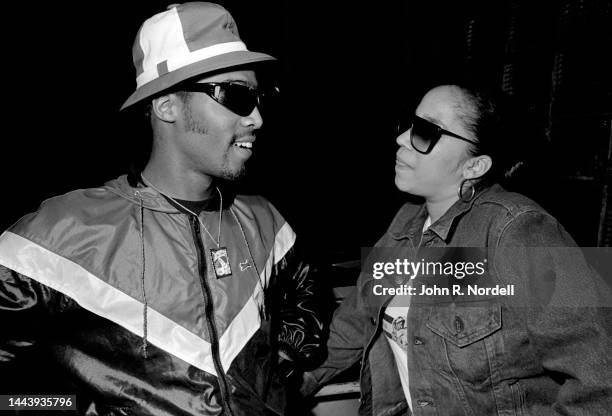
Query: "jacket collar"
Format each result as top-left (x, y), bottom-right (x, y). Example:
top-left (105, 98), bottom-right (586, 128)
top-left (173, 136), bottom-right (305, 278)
top-left (389, 204), bottom-right (428, 242)
top-left (105, 174), bottom-right (179, 213)
top-left (104, 174), bottom-right (235, 213)
top-left (390, 184), bottom-right (495, 243)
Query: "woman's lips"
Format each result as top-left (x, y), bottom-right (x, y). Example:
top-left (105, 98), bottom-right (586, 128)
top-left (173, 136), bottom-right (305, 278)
top-left (395, 158), bottom-right (412, 169)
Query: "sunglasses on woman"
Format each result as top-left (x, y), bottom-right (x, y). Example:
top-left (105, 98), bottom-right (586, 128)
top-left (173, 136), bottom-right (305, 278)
top-left (397, 114), bottom-right (478, 154)
top-left (181, 82), bottom-right (277, 117)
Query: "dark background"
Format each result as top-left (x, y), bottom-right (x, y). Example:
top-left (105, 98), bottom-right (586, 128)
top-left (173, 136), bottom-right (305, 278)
top-left (0, 0), bottom-right (610, 407)
top-left (2, 0), bottom-right (611, 263)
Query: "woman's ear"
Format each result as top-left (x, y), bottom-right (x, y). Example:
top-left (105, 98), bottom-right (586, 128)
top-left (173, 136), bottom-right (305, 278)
top-left (463, 155), bottom-right (492, 180)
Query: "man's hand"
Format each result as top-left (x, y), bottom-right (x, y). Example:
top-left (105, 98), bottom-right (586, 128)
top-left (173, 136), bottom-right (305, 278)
top-left (299, 371), bottom-right (319, 397)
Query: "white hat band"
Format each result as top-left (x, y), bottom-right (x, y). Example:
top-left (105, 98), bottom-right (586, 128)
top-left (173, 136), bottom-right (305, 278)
top-left (136, 41), bottom-right (248, 88)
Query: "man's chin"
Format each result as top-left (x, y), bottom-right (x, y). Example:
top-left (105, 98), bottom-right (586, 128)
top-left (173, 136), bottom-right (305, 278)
top-left (220, 165), bottom-right (247, 182)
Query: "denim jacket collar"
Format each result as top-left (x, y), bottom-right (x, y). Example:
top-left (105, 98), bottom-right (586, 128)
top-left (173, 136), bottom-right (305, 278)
top-left (389, 204), bottom-right (427, 243)
top-left (390, 184), bottom-right (496, 243)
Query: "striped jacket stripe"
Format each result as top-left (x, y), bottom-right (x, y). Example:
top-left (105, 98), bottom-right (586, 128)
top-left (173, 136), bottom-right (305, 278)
top-left (0, 223), bottom-right (296, 375)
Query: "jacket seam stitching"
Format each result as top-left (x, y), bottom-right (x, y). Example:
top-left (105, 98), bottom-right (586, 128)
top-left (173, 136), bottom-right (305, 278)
top-left (495, 209), bottom-right (553, 248)
top-left (441, 337), bottom-right (476, 416)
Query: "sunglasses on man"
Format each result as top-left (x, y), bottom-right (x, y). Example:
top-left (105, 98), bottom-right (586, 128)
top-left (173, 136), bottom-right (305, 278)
top-left (182, 82), bottom-right (278, 117)
top-left (397, 114), bottom-right (478, 154)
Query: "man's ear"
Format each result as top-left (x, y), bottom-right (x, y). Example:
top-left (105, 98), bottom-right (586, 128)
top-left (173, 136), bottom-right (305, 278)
top-left (151, 94), bottom-right (181, 123)
top-left (463, 154), bottom-right (492, 180)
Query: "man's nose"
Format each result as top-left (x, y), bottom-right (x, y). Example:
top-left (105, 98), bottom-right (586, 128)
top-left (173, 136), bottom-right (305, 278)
top-left (243, 106), bottom-right (263, 129)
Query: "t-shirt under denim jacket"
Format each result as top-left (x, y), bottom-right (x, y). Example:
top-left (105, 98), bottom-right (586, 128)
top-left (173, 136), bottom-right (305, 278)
top-left (306, 183), bottom-right (612, 416)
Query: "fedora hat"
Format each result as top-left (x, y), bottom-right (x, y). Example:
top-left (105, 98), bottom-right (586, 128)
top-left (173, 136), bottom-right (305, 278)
top-left (121, 2), bottom-right (276, 110)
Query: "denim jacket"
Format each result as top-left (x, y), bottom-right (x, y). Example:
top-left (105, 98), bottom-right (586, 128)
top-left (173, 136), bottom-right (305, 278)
top-left (308, 184), bottom-right (612, 416)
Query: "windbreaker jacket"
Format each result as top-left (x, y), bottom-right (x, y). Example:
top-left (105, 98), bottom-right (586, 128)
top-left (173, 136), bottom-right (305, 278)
top-left (306, 184), bottom-right (612, 416)
top-left (0, 174), bottom-right (325, 416)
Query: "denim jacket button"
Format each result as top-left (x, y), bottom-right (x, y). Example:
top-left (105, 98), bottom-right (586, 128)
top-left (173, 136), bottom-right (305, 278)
top-left (413, 336), bottom-right (424, 345)
top-left (370, 317), bottom-right (377, 326)
top-left (454, 316), bottom-right (464, 333)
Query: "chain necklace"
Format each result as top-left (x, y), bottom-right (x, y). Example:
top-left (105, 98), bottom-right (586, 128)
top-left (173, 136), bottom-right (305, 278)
top-left (140, 174), bottom-right (232, 278)
top-left (139, 173), bottom-right (267, 316)
top-left (140, 174), bottom-right (222, 246)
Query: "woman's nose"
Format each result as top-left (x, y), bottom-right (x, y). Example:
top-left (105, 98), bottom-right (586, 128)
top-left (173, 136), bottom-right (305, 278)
top-left (396, 129), bottom-right (412, 148)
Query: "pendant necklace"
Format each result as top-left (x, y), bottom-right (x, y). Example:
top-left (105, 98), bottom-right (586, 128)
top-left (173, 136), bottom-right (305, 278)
top-left (140, 174), bottom-right (232, 278)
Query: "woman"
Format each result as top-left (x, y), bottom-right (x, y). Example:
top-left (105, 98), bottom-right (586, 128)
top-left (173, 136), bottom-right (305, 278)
top-left (303, 84), bottom-right (612, 415)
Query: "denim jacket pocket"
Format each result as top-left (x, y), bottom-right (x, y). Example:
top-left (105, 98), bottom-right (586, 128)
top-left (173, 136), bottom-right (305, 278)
top-left (425, 302), bottom-right (503, 395)
top-left (427, 303), bottom-right (502, 348)
top-left (426, 302), bottom-right (502, 347)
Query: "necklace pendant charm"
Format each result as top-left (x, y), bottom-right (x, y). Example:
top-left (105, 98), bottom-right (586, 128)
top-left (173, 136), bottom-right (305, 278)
top-left (393, 274), bottom-right (406, 286)
top-left (211, 247), bottom-right (232, 278)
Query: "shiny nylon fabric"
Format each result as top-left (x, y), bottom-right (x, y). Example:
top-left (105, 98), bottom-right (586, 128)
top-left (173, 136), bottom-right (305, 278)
top-left (10, 176), bottom-right (282, 342)
top-left (0, 175), bottom-right (302, 415)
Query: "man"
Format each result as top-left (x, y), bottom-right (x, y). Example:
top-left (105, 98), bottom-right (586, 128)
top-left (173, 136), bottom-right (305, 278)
top-left (0, 3), bottom-right (325, 415)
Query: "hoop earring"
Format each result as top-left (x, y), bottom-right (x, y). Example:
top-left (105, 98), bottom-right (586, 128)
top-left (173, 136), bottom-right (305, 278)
top-left (458, 179), bottom-right (476, 202)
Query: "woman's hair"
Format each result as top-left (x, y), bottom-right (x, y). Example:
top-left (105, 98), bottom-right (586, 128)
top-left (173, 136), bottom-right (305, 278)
top-left (450, 83), bottom-right (527, 186)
